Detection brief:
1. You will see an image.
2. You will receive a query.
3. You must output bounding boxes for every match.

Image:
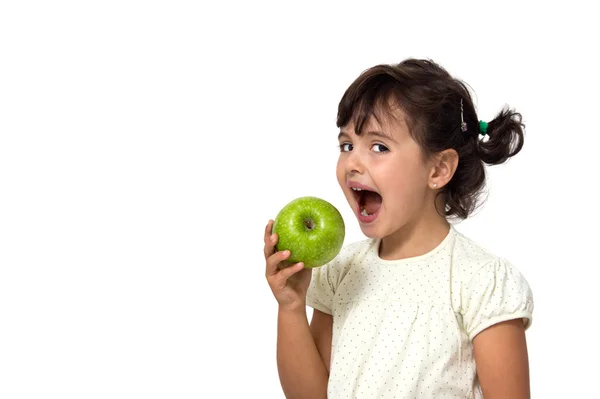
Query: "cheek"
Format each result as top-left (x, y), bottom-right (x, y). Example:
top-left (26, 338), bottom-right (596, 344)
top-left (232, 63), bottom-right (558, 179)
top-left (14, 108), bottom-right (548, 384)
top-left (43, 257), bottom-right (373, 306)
top-left (379, 163), bottom-right (428, 202)
top-left (383, 181), bottom-right (427, 217)
top-left (336, 158), bottom-right (345, 185)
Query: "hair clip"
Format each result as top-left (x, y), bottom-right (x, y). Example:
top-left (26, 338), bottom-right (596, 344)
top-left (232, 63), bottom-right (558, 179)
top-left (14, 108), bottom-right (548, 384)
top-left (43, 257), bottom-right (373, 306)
top-left (460, 99), bottom-right (467, 132)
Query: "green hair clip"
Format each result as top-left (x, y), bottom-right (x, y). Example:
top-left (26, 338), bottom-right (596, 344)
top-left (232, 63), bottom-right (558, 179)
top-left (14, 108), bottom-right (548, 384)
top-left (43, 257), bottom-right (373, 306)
top-left (479, 120), bottom-right (489, 136)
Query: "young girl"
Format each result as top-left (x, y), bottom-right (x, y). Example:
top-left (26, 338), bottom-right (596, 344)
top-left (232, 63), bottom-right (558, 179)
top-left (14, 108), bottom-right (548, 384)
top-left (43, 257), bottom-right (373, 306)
top-left (263, 58), bottom-right (533, 399)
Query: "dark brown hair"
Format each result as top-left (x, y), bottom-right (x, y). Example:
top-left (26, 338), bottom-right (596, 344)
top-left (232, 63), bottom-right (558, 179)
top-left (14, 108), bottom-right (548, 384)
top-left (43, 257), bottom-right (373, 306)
top-left (337, 58), bottom-right (525, 220)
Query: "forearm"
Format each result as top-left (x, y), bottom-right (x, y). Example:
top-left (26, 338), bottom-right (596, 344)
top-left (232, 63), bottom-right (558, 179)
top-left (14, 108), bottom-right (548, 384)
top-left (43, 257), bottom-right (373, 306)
top-left (277, 308), bottom-right (328, 399)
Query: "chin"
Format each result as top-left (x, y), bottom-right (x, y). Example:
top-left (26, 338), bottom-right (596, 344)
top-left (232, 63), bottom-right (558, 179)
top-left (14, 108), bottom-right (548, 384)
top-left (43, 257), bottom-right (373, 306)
top-left (358, 223), bottom-right (385, 239)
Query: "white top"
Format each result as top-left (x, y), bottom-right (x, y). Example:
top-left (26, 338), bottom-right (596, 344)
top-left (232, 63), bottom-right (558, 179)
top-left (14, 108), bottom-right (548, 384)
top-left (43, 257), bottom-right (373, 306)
top-left (306, 225), bottom-right (534, 398)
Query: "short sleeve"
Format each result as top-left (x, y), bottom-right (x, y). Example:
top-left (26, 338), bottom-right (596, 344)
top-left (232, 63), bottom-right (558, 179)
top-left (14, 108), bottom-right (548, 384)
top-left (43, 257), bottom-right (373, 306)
top-left (461, 258), bottom-right (534, 340)
top-left (305, 262), bottom-right (335, 315)
top-left (305, 240), bottom-right (367, 315)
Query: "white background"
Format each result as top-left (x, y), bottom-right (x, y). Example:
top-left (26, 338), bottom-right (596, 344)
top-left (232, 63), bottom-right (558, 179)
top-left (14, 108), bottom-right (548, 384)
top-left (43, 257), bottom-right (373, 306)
top-left (1, 1), bottom-right (598, 398)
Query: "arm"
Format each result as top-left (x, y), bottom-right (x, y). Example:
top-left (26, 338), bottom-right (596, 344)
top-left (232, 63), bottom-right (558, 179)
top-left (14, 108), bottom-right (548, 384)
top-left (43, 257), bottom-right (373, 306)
top-left (264, 220), bottom-right (333, 399)
top-left (264, 219), bottom-right (330, 399)
top-left (277, 308), bottom-right (330, 399)
top-left (310, 309), bottom-right (333, 374)
top-left (473, 318), bottom-right (530, 399)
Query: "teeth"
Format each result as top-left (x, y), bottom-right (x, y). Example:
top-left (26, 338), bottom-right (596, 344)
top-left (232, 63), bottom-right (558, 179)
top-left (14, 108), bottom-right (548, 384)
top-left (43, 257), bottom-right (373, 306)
top-left (352, 187), bottom-right (362, 191)
top-left (361, 208), bottom-right (369, 216)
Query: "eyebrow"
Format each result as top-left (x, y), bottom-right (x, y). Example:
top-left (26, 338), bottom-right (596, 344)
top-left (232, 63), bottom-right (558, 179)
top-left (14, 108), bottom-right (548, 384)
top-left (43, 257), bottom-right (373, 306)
top-left (338, 130), bottom-right (397, 143)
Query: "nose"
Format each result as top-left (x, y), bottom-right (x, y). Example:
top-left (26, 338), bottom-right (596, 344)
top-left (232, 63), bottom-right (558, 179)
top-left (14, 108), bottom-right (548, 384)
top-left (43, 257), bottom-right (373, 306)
top-left (345, 148), bottom-right (364, 175)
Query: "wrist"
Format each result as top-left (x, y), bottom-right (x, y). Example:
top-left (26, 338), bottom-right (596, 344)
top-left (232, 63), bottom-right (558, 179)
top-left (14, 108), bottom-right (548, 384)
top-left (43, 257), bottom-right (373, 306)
top-left (278, 303), bottom-right (307, 317)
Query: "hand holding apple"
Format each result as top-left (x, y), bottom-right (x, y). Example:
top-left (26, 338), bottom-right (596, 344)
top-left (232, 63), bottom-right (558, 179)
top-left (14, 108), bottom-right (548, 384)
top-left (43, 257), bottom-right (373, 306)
top-left (264, 220), bottom-right (312, 311)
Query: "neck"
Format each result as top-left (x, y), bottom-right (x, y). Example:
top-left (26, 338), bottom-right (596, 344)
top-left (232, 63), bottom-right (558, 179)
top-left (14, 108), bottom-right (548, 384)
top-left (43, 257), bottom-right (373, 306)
top-left (378, 196), bottom-right (451, 261)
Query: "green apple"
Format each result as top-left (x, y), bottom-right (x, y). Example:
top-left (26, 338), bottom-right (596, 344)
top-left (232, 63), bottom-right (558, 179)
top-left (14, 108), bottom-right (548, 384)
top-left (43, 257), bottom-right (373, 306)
top-left (272, 196), bottom-right (345, 268)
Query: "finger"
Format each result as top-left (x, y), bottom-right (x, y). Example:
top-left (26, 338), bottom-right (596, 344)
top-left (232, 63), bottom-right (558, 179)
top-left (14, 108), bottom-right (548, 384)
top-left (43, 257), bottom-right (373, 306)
top-left (263, 232), bottom-right (278, 260)
top-left (263, 220), bottom-right (277, 259)
top-left (265, 249), bottom-right (290, 277)
top-left (263, 220), bottom-right (274, 244)
top-left (279, 262), bottom-right (305, 281)
top-left (273, 262), bottom-right (305, 290)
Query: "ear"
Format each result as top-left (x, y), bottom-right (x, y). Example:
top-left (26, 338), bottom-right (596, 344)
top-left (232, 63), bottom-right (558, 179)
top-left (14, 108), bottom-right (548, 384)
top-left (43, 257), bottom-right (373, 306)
top-left (429, 149), bottom-right (459, 189)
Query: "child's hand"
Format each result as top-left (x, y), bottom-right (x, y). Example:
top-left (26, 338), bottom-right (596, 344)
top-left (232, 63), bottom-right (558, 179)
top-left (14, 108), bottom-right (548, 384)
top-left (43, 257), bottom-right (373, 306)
top-left (264, 219), bottom-right (312, 312)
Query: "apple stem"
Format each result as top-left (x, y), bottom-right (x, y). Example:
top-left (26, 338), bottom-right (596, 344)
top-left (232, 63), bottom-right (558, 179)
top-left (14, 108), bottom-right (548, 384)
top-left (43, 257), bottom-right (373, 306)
top-left (303, 218), bottom-right (315, 230)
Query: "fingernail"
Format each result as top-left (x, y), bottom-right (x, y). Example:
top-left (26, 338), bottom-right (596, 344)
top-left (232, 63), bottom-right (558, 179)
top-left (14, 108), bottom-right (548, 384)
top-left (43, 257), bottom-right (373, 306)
top-left (283, 250), bottom-right (290, 256)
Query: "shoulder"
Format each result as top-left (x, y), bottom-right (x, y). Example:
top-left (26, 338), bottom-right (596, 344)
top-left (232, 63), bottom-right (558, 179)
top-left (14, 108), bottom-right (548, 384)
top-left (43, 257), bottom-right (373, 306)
top-left (306, 238), bottom-right (375, 311)
top-left (448, 228), bottom-right (534, 336)
top-left (315, 238), bottom-right (375, 284)
top-left (449, 226), bottom-right (533, 302)
top-left (337, 238), bottom-right (374, 261)
top-left (450, 227), bottom-right (510, 283)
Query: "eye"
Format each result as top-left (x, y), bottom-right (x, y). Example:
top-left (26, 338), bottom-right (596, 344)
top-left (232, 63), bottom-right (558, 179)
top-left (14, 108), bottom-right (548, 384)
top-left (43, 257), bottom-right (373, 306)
top-left (339, 143), bottom-right (353, 152)
top-left (372, 143), bottom-right (389, 153)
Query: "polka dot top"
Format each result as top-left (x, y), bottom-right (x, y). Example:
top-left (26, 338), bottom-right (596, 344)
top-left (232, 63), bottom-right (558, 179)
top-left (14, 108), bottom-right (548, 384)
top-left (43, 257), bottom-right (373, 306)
top-left (306, 224), bottom-right (534, 398)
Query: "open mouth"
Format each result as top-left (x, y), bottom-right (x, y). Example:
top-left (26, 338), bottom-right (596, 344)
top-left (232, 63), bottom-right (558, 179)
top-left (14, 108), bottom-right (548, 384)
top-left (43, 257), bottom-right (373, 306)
top-left (352, 187), bottom-right (382, 217)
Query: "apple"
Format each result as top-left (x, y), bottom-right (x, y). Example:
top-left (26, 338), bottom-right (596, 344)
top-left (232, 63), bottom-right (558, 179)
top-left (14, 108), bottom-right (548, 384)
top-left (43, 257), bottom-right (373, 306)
top-left (272, 196), bottom-right (345, 268)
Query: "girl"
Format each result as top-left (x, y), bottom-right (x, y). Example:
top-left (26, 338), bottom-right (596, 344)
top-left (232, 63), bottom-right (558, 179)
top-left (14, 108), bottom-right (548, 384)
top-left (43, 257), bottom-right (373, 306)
top-left (264, 58), bottom-right (533, 399)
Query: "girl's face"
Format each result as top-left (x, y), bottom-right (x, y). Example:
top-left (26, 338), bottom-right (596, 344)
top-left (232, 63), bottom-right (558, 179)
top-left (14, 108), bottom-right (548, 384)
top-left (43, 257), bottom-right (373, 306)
top-left (336, 108), bottom-right (434, 239)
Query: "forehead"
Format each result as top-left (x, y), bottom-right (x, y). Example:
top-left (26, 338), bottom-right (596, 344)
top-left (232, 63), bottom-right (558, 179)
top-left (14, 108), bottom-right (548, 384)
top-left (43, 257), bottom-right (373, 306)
top-left (342, 104), bottom-right (411, 139)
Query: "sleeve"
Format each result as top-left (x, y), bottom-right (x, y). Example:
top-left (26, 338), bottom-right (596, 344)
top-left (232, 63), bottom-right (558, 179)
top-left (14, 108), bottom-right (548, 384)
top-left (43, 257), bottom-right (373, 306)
top-left (305, 240), bottom-right (363, 315)
top-left (305, 260), bottom-right (336, 315)
top-left (461, 257), bottom-right (534, 340)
